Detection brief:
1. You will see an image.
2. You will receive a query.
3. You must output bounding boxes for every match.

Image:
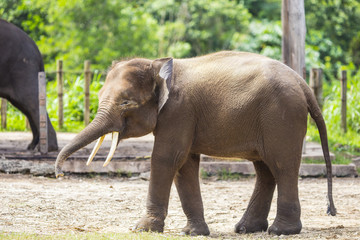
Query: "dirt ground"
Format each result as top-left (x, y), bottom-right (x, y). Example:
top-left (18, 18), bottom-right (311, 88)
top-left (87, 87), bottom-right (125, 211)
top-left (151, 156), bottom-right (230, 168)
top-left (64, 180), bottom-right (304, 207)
top-left (0, 174), bottom-right (359, 239)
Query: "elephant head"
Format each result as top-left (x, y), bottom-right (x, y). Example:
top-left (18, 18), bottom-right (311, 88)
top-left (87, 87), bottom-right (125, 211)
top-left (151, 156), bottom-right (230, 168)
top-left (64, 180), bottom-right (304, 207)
top-left (55, 57), bottom-right (173, 177)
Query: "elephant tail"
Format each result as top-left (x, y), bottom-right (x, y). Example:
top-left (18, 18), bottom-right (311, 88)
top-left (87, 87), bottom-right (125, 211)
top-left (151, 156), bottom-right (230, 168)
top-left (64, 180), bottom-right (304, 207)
top-left (303, 84), bottom-right (337, 216)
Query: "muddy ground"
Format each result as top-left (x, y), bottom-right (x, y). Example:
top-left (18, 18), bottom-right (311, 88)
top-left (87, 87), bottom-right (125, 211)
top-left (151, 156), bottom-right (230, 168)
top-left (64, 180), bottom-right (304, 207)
top-left (0, 174), bottom-right (359, 239)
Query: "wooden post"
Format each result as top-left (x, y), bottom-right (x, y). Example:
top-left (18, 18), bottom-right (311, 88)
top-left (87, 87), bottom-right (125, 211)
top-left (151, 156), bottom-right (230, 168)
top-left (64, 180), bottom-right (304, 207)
top-left (281, 0), bottom-right (306, 76)
top-left (57, 60), bottom-right (64, 129)
top-left (38, 72), bottom-right (48, 154)
top-left (341, 70), bottom-right (347, 133)
top-left (84, 60), bottom-right (91, 126)
top-left (309, 68), bottom-right (323, 110)
top-left (1, 98), bottom-right (7, 129)
top-left (282, 0), bottom-right (306, 153)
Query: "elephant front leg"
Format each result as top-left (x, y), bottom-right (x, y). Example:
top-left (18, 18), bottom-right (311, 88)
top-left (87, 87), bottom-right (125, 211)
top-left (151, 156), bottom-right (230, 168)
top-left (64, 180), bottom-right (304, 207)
top-left (235, 161), bottom-right (276, 234)
top-left (133, 162), bottom-right (175, 232)
top-left (133, 144), bottom-right (189, 233)
top-left (174, 153), bottom-right (210, 236)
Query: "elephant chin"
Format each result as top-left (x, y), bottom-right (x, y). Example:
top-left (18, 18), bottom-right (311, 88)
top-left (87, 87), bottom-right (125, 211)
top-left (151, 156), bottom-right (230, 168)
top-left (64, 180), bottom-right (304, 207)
top-left (54, 116), bottom-right (121, 178)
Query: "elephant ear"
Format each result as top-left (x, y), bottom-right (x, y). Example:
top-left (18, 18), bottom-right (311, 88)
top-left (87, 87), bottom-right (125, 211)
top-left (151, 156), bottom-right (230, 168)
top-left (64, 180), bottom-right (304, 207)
top-left (152, 58), bottom-right (173, 113)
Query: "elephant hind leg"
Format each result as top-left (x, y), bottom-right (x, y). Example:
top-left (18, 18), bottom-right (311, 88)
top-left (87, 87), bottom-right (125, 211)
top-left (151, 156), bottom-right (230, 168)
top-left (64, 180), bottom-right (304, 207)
top-left (174, 153), bottom-right (210, 236)
top-left (235, 160), bottom-right (275, 234)
top-left (26, 114), bottom-right (40, 150)
top-left (26, 113), bottom-right (58, 151)
top-left (6, 97), bottom-right (40, 150)
top-left (267, 169), bottom-right (302, 235)
top-left (263, 140), bottom-right (303, 235)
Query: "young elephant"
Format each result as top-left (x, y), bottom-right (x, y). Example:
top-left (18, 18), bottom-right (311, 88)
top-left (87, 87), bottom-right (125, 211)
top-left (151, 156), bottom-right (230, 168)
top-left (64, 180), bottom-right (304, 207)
top-left (55, 51), bottom-right (336, 236)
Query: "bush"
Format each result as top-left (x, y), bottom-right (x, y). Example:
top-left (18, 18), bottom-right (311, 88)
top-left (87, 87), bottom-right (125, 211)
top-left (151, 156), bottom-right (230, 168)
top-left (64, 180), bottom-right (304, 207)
top-left (0, 71), bottom-right (104, 133)
top-left (307, 65), bottom-right (360, 159)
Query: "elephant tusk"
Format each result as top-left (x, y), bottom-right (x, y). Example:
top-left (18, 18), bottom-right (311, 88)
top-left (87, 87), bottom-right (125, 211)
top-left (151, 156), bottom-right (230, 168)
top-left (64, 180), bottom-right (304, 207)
top-left (86, 135), bottom-right (106, 166)
top-left (103, 131), bottom-right (119, 167)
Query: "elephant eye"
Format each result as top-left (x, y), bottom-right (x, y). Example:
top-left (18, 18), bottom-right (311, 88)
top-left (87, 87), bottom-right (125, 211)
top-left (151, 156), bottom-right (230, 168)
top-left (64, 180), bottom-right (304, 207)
top-left (120, 100), bottom-right (138, 108)
top-left (121, 100), bottom-right (130, 106)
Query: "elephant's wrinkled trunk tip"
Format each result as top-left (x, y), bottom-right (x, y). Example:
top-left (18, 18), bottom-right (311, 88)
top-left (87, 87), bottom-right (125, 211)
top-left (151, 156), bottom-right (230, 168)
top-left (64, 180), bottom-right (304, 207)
top-left (55, 152), bottom-right (67, 178)
top-left (55, 166), bottom-right (64, 178)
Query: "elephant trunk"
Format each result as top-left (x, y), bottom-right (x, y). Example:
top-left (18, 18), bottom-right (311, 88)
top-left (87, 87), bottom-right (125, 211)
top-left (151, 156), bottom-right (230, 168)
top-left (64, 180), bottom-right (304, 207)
top-left (55, 113), bottom-right (114, 178)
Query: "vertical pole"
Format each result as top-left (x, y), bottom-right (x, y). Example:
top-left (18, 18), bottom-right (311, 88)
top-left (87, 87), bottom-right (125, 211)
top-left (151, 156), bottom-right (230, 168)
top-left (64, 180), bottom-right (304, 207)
top-left (38, 72), bottom-right (48, 154)
top-left (282, 0), bottom-right (306, 154)
top-left (282, 0), bottom-right (306, 75)
top-left (57, 60), bottom-right (64, 129)
top-left (84, 60), bottom-right (91, 126)
top-left (309, 68), bottom-right (323, 110)
top-left (341, 70), bottom-right (347, 133)
top-left (1, 98), bottom-right (7, 129)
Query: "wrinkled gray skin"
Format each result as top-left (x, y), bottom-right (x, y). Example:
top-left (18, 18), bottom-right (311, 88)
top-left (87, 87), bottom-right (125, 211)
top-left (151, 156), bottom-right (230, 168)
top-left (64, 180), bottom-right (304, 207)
top-left (0, 19), bottom-right (58, 151)
top-left (55, 51), bottom-right (336, 236)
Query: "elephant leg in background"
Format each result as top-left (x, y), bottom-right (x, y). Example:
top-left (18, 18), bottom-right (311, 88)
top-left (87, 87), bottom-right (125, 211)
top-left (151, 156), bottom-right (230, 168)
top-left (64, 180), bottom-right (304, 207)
top-left (174, 153), bottom-right (210, 236)
top-left (25, 109), bottom-right (57, 152)
top-left (7, 71), bottom-right (58, 151)
top-left (235, 161), bottom-right (276, 233)
top-left (7, 97), bottom-right (39, 150)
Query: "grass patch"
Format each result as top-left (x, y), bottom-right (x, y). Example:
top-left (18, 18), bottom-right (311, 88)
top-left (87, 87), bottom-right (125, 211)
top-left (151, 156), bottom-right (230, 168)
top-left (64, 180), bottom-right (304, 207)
top-left (302, 156), bottom-right (352, 165)
top-left (217, 168), bottom-right (244, 180)
top-left (200, 168), bottom-right (253, 180)
top-left (307, 123), bottom-right (360, 164)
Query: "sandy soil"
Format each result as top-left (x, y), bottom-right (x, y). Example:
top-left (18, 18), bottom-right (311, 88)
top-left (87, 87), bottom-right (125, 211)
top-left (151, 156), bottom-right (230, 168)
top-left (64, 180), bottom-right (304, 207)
top-left (0, 174), bottom-right (359, 239)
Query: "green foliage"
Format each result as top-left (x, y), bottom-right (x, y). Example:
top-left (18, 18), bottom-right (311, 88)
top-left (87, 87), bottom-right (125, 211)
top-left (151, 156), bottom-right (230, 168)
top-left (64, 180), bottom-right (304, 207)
top-left (200, 168), bottom-right (210, 179)
top-left (322, 67), bottom-right (360, 134)
top-left (1, 0), bottom-right (251, 69)
top-left (217, 168), bottom-right (244, 180)
top-left (307, 66), bottom-right (360, 161)
top-left (0, 104), bottom-right (27, 131)
top-left (243, 0), bottom-right (281, 21)
top-left (146, 0), bottom-right (251, 57)
top-left (235, 20), bottom-right (282, 60)
top-left (0, 71), bottom-right (104, 132)
top-left (302, 156), bottom-right (352, 165)
top-left (349, 32), bottom-right (360, 68)
top-left (46, 71), bottom-right (104, 132)
top-left (305, 0), bottom-right (360, 69)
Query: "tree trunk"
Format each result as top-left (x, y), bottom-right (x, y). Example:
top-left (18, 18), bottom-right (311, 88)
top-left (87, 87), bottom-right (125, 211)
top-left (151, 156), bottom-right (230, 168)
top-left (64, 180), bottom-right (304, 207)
top-left (281, 0), bottom-right (306, 77)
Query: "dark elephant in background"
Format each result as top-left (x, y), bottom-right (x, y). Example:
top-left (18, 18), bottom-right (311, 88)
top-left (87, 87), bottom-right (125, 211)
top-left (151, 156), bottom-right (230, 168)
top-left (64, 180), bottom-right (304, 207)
top-left (0, 19), bottom-right (58, 151)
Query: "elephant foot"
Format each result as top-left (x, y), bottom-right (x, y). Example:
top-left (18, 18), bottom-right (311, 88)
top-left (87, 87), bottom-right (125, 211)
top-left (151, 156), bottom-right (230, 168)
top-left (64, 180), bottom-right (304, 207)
top-left (27, 141), bottom-right (37, 151)
top-left (181, 220), bottom-right (210, 236)
top-left (268, 219), bottom-right (302, 235)
top-left (132, 216), bottom-right (164, 233)
top-left (235, 218), bottom-right (268, 234)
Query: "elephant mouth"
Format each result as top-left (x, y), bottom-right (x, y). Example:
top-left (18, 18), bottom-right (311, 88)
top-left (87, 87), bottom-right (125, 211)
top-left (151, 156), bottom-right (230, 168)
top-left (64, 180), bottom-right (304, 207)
top-left (86, 131), bottom-right (120, 167)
